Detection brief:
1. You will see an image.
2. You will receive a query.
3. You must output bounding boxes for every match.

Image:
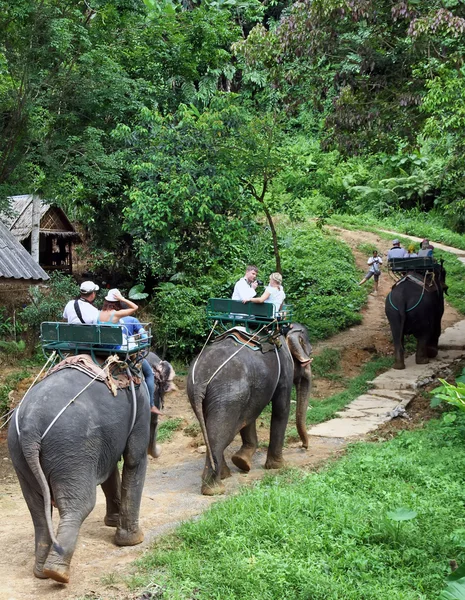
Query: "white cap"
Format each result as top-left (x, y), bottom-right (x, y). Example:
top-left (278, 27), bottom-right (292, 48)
top-left (80, 281), bottom-right (99, 293)
top-left (105, 288), bottom-right (120, 302)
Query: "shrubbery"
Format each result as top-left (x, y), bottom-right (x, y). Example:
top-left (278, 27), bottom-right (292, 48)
top-left (150, 222), bottom-right (363, 361)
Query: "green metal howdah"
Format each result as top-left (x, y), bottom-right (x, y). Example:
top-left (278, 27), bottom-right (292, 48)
top-left (40, 322), bottom-right (152, 360)
top-left (206, 298), bottom-right (293, 333)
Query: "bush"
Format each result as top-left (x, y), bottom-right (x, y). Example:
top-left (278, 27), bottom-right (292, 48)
top-left (20, 272), bottom-right (79, 334)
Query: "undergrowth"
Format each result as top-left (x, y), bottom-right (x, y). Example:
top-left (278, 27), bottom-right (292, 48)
top-left (129, 413), bottom-right (465, 599)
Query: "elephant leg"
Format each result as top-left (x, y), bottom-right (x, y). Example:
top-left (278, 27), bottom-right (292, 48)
top-left (114, 452), bottom-right (147, 546)
top-left (101, 468), bottom-right (121, 527)
top-left (201, 436), bottom-right (232, 496)
top-left (220, 456), bottom-right (231, 480)
top-left (16, 469), bottom-right (52, 579)
top-left (415, 336), bottom-right (430, 364)
top-left (265, 389), bottom-right (291, 470)
top-left (43, 485), bottom-right (97, 584)
top-left (231, 422), bottom-right (258, 473)
top-left (392, 332), bottom-right (405, 370)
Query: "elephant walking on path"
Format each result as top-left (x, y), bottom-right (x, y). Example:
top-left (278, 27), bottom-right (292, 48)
top-left (385, 266), bottom-right (447, 370)
top-left (187, 324), bottom-right (312, 495)
top-left (8, 352), bottom-right (174, 584)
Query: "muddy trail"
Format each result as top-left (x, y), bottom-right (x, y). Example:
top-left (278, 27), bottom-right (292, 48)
top-left (0, 228), bottom-right (461, 600)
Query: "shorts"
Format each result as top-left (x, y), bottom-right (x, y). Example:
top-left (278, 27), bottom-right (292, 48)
top-left (365, 270), bottom-right (380, 282)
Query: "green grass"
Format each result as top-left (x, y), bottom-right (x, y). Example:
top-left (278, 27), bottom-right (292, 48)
top-left (157, 417), bottom-right (184, 443)
top-left (312, 348), bottom-right (342, 378)
top-left (129, 413), bottom-right (465, 599)
top-left (330, 211), bottom-right (465, 250)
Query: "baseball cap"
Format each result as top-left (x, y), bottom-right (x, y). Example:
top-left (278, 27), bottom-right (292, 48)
top-left (80, 281), bottom-right (99, 293)
top-left (392, 239), bottom-right (400, 245)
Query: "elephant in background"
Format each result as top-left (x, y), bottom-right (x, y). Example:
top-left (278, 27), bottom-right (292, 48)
top-left (7, 352), bottom-right (175, 584)
top-left (187, 324), bottom-right (312, 495)
top-left (385, 265), bottom-right (447, 370)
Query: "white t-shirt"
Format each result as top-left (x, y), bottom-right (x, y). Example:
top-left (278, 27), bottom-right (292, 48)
top-left (232, 278), bottom-right (256, 301)
top-left (265, 286), bottom-right (285, 314)
top-left (367, 256), bottom-right (382, 273)
top-left (63, 299), bottom-right (99, 324)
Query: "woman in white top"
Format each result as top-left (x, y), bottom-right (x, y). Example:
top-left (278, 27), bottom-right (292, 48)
top-left (243, 272), bottom-right (286, 315)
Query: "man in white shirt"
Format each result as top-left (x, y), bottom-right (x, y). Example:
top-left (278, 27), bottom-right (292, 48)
top-left (63, 281), bottom-right (100, 324)
top-left (387, 239), bottom-right (405, 260)
top-left (232, 265), bottom-right (259, 301)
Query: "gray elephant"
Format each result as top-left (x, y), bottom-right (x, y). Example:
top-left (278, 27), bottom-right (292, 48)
top-left (385, 265), bottom-right (447, 369)
top-left (7, 351), bottom-right (174, 584)
top-left (187, 324), bottom-right (312, 495)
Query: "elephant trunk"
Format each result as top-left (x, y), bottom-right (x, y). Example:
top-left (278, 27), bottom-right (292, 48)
top-left (295, 364), bottom-right (311, 449)
top-left (148, 415), bottom-right (161, 458)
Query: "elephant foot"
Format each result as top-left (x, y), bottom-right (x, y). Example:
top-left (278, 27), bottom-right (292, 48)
top-left (104, 513), bottom-right (119, 527)
top-left (264, 456), bottom-right (285, 470)
top-left (231, 453), bottom-right (251, 473)
top-left (115, 527), bottom-right (144, 546)
top-left (221, 462), bottom-right (232, 480)
top-left (415, 356), bottom-right (429, 365)
top-left (42, 563), bottom-right (70, 584)
top-left (393, 361), bottom-right (405, 370)
top-left (33, 566), bottom-right (50, 580)
top-left (427, 347), bottom-right (438, 358)
top-left (201, 480), bottom-right (225, 496)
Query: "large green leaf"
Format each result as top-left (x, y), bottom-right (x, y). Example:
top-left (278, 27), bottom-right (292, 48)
top-left (386, 508), bottom-right (418, 522)
top-left (439, 578), bottom-right (465, 600)
top-left (128, 284), bottom-right (148, 300)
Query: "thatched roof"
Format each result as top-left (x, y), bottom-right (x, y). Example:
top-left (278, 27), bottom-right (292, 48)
top-left (4, 195), bottom-right (81, 242)
top-left (0, 221), bottom-right (49, 281)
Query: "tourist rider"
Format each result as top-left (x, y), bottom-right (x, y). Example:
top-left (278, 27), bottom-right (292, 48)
top-left (243, 272), bottom-right (286, 315)
top-left (63, 281), bottom-right (100, 324)
top-left (232, 265), bottom-right (259, 301)
top-left (358, 250), bottom-right (382, 295)
top-left (120, 315), bottom-right (161, 415)
top-left (96, 288), bottom-right (138, 324)
top-left (387, 239), bottom-right (405, 260)
top-left (418, 239), bottom-right (434, 257)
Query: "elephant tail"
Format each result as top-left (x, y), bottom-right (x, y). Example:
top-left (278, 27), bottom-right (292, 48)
top-left (191, 382), bottom-right (218, 475)
top-left (21, 437), bottom-right (64, 556)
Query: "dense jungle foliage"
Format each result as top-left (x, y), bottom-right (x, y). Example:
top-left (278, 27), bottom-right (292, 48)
top-left (2, 0), bottom-right (465, 358)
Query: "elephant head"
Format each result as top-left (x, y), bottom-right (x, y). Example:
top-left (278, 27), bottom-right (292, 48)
top-left (148, 357), bottom-right (177, 458)
top-left (285, 324), bottom-right (312, 450)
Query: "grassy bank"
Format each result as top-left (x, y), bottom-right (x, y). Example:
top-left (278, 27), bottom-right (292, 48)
top-left (129, 413), bottom-right (465, 599)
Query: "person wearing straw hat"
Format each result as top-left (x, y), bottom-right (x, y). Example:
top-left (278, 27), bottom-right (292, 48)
top-left (243, 272), bottom-right (286, 315)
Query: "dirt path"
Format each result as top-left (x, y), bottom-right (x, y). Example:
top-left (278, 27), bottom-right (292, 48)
top-left (0, 227), bottom-right (462, 600)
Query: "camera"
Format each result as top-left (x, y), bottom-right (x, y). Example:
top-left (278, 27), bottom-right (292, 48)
top-left (256, 280), bottom-right (264, 286)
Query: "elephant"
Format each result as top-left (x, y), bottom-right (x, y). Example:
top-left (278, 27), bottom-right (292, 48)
top-left (385, 264), bottom-right (447, 370)
top-left (7, 351), bottom-right (175, 584)
top-left (187, 323), bottom-right (312, 495)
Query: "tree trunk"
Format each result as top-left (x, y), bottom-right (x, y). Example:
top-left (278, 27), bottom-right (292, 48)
top-left (31, 194), bottom-right (41, 263)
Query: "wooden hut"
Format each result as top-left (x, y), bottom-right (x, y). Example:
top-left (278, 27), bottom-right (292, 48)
top-left (0, 221), bottom-right (49, 308)
top-left (4, 195), bottom-right (81, 274)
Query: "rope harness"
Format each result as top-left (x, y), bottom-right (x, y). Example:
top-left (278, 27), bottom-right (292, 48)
top-left (192, 319), bottom-right (288, 402)
top-left (13, 354), bottom-right (139, 440)
top-left (387, 271), bottom-right (435, 313)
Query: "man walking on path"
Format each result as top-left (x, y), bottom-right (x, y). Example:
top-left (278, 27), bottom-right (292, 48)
top-left (358, 250), bottom-right (383, 295)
